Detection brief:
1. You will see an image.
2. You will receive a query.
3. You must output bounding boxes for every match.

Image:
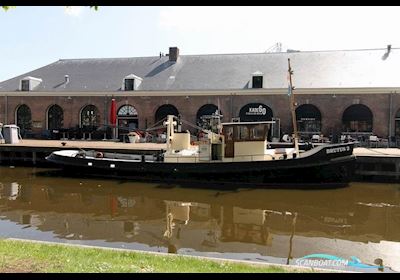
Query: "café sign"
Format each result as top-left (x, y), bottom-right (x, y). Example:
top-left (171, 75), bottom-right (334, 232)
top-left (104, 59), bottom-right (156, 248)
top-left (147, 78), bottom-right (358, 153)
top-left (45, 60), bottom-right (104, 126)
top-left (239, 103), bottom-right (272, 121)
top-left (246, 105), bottom-right (267, 116)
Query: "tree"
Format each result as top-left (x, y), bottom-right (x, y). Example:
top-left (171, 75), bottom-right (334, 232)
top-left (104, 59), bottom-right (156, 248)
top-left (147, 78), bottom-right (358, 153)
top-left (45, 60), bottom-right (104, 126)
top-left (2, 6), bottom-right (15, 11)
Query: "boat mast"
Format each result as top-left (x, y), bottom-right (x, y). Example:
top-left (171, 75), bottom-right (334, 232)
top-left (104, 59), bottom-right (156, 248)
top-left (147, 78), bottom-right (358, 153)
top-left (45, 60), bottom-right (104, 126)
top-left (287, 58), bottom-right (299, 155)
top-left (164, 115), bottom-right (176, 152)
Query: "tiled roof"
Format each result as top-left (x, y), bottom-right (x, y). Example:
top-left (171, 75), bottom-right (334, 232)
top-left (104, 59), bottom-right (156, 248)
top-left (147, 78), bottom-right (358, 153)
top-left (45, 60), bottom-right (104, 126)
top-left (0, 48), bottom-right (399, 92)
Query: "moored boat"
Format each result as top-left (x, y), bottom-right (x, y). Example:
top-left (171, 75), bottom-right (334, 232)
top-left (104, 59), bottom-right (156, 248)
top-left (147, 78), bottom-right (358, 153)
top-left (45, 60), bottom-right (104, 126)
top-left (46, 114), bottom-right (355, 187)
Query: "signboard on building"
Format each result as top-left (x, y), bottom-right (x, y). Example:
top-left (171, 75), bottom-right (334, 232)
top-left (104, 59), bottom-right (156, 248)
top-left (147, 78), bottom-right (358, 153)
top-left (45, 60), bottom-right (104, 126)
top-left (239, 103), bottom-right (273, 122)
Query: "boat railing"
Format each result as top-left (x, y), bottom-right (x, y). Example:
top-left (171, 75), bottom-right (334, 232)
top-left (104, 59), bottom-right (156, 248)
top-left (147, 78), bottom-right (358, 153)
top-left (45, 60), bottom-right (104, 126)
top-left (165, 153), bottom-right (276, 163)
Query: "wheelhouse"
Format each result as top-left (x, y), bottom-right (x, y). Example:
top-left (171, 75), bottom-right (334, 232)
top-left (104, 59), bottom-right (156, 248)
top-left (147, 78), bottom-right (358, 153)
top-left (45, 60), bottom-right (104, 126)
top-left (222, 121), bottom-right (274, 158)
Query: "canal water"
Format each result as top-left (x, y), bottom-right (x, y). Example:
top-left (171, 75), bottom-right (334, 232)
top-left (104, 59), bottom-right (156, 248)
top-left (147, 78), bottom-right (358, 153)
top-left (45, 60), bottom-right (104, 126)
top-left (0, 166), bottom-right (399, 272)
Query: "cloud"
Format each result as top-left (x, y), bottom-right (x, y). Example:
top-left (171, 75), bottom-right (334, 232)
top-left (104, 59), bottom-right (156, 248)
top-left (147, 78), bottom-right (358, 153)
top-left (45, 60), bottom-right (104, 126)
top-left (64, 6), bottom-right (85, 17)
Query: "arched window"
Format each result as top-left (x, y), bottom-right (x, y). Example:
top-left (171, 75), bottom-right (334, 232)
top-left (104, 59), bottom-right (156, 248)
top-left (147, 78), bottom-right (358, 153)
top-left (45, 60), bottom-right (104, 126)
top-left (155, 104), bottom-right (179, 123)
top-left (394, 109), bottom-right (400, 137)
top-left (81, 105), bottom-right (100, 128)
top-left (47, 104), bottom-right (63, 130)
top-left (342, 104), bottom-right (373, 132)
top-left (118, 105), bottom-right (138, 117)
top-left (295, 104), bottom-right (322, 133)
top-left (196, 104), bottom-right (223, 130)
top-left (16, 104), bottom-right (32, 130)
top-left (196, 104), bottom-right (220, 120)
top-left (239, 103), bottom-right (273, 122)
top-left (117, 104), bottom-right (138, 131)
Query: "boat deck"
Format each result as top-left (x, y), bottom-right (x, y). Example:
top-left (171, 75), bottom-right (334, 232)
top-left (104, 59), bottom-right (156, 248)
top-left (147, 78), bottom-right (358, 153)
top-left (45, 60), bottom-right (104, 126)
top-left (0, 140), bottom-right (166, 166)
top-left (0, 139), bottom-right (166, 151)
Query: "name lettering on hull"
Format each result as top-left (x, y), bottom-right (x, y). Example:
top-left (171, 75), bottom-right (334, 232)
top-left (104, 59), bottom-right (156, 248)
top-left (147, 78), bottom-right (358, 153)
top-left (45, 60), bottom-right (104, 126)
top-left (326, 146), bottom-right (350, 154)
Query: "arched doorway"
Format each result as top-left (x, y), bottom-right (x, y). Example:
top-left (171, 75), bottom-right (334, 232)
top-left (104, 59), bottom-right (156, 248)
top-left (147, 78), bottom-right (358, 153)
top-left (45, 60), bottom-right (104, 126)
top-left (15, 104), bottom-right (32, 131)
top-left (295, 104), bottom-right (322, 133)
top-left (196, 104), bottom-right (222, 130)
top-left (118, 104), bottom-right (138, 133)
top-left (155, 104), bottom-right (179, 123)
top-left (196, 104), bottom-right (222, 122)
top-left (80, 105), bottom-right (100, 129)
top-left (342, 104), bottom-right (373, 132)
top-left (47, 104), bottom-right (64, 130)
top-left (239, 103), bottom-right (273, 122)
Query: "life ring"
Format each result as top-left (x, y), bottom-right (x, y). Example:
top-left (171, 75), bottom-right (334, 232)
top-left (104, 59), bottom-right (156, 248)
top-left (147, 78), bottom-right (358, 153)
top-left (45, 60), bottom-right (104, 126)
top-left (95, 151), bottom-right (104, 158)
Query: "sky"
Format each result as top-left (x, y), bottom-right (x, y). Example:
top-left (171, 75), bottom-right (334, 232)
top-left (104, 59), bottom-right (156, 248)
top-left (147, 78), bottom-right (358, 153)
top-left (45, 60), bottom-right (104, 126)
top-left (1, 6), bottom-right (400, 82)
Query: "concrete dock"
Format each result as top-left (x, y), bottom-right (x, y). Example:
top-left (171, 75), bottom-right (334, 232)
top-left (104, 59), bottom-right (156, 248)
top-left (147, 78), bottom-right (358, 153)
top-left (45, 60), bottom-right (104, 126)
top-left (353, 147), bottom-right (400, 181)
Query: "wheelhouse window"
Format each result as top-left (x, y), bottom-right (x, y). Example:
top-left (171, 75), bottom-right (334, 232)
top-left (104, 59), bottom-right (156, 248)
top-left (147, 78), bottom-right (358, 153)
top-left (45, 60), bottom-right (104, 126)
top-left (124, 79), bottom-right (134, 91)
top-left (250, 124), bottom-right (267, 140)
top-left (224, 123), bottom-right (268, 142)
top-left (252, 76), bottom-right (263, 88)
top-left (237, 126), bottom-right (249, 140)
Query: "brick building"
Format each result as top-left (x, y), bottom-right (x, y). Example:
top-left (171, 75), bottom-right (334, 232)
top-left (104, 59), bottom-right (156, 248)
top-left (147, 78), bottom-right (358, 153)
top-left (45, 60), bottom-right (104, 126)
top-left (1, 46), bottom-right (400, 142)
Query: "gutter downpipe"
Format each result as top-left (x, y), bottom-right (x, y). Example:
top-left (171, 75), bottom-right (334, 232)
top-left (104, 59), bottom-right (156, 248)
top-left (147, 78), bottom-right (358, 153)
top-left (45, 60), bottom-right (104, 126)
top-left (389, 92), bottom-right (393, 141)
top-left (4, 95), bottom-right (8, 124)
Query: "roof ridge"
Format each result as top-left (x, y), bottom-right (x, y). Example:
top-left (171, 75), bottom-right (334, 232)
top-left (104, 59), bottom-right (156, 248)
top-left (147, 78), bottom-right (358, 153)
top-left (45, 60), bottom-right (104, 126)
top-left (58, 55), bottom-right (161, 61)
top-left (56, 47), bottom-right (399, 61)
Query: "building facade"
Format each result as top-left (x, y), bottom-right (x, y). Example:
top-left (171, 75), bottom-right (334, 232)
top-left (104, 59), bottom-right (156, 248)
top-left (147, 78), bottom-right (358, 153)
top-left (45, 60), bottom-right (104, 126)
top-left (1, 46), bottom-right (400, 141)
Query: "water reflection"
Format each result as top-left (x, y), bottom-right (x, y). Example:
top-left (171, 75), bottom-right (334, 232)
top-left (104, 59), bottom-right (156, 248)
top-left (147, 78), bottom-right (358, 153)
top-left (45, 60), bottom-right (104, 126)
top-left (0, 167), bottom-right (399, 272)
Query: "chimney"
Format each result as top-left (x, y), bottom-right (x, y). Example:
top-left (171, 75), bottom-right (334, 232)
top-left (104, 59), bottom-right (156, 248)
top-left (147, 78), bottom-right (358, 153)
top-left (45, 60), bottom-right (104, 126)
top-left (65, 75), bottom-right (70, 84)
top-left (169, 47), bottom-right (179, 62)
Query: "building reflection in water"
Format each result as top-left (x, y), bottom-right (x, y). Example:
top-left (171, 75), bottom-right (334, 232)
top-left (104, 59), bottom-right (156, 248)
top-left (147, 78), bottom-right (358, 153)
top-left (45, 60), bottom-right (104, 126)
top-left (0, 168), bottom-right (399, 272)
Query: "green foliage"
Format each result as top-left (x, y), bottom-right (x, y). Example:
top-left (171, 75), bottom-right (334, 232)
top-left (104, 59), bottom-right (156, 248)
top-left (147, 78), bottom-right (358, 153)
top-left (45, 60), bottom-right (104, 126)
top-left (0, 239), bottom-right (311, 273)
top-left (2, 6), bottom-right (15, 11)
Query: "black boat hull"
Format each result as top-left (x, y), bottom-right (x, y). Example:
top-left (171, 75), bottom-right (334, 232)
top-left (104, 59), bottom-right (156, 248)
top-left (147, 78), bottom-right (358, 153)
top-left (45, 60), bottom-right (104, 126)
top-left (46, 143), bottom-right (356, 187)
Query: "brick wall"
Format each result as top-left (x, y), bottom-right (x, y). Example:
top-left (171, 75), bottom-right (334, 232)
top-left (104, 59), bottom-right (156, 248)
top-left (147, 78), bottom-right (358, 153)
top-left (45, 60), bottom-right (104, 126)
top-left (1, 92), bottom-right (396, 138)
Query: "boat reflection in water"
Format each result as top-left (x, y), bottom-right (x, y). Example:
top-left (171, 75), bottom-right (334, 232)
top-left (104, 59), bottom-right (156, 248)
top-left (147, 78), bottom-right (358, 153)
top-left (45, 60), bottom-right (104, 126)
top-left (0, 167), bottom-right (399, 272)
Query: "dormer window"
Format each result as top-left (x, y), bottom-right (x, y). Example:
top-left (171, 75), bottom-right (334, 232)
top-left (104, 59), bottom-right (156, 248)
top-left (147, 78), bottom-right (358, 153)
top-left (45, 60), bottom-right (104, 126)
top-left (122, 74), bottom-right (143, 91)
top-left (252, 76), bottom-right (263, 88)
top-left (124, 79), bottom-right (134, 91)
top-left (21, 80), bottom-right (30, 91)
top-left (19, 76), bottom-right (42, 91)
top-left (251, 71), bottom-right (264, 89)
